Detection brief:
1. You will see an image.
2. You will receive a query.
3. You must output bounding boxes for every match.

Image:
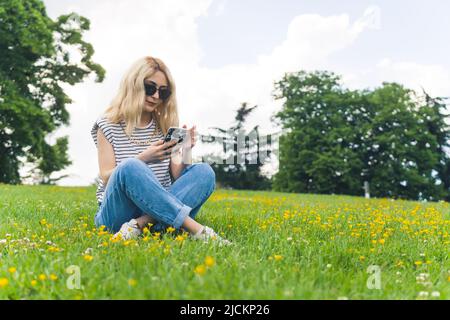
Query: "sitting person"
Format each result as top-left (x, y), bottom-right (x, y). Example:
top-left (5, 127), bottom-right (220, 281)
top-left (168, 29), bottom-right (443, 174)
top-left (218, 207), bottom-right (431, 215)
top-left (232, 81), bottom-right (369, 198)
top-left (91, 56), bottom-right (230, 245)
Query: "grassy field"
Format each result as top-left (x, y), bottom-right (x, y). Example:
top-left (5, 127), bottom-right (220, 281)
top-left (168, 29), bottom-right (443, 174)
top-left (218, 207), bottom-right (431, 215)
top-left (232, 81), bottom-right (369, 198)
top-left (0, 184), bottom-right (449, 300)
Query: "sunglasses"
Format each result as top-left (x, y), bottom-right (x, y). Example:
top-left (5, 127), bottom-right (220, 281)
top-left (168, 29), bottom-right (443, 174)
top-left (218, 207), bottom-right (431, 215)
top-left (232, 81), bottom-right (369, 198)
top-left (144, 82), bottom-right (171, 101)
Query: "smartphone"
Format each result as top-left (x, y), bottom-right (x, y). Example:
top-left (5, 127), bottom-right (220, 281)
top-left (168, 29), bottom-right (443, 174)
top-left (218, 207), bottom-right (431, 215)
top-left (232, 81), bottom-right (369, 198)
top-left (164, 127), bottom-right (188, 145)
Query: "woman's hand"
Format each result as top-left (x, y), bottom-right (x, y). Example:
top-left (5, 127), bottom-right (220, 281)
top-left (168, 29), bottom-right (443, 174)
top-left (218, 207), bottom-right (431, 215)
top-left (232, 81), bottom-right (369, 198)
top-left (182, 124), bottom-right (197, 149)
top-left (137, 139), bottom-right (178, 163)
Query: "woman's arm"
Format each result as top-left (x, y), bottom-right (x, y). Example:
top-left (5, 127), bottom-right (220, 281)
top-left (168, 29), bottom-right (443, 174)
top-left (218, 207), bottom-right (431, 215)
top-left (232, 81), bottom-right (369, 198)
top-left (97, 128), bottom-right (116, 186)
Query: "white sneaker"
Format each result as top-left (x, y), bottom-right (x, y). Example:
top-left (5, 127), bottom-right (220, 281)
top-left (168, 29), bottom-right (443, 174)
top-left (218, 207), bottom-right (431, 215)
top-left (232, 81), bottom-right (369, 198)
top-left (191, 226), bottom-right (232, 246)
top-left (113, 219), bottom-right (142, 240)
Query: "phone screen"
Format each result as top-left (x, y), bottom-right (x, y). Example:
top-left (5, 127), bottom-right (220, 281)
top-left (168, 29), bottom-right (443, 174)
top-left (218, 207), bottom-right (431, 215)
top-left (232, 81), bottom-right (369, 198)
top-left (164, 128), bottom-right (186, 144)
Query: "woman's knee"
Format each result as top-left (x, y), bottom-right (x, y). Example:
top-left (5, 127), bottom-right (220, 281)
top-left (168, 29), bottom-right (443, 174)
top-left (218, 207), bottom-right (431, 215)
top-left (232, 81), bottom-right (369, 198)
top-left (113, 158), bottom-right (162, 191)
top-left (116, 158), bottom-right (146, 176)
top-left (193, 163), bottom-right (216, 190)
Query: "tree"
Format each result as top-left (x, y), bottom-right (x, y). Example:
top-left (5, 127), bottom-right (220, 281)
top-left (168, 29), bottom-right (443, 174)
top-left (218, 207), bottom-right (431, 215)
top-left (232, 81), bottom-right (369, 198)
top-left (272, 70), bottom-right (450, 201)
top-left (201, 103), bottom-right (272, 190)
top-left (23, 136), bottom-right (72, 184)
top-left (419, 91), bottom-right (450, 200)
top-left (272, 71), bottom-right (364, 195)
top-left (362, 83), bottom-right (446, 200)
top-left (0, 0), bottom-right (105, 184)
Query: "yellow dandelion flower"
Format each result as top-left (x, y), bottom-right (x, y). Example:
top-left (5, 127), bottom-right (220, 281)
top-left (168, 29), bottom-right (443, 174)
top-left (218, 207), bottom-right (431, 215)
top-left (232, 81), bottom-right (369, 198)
top-left (49, 274), bottom-right (58, 281)
top-left (414, 261), bottom-right (423, 266)
top-left (110, 235), bottom-right (121, 243)
top-left (166, 227), bottom-right (175, 233)
top-left (8, 267), bottom-right (16, 274)
top-left (274, 255), bottom-right (283, 261)
top-left (38, 274), bottom-right (47, 281)
top-left (30, 280), bottom-right (38, 286)
top-left (0, 278), bottom-right (9, 288)
top-left (123, 240), bottom-right (132, 246)
top-left (153, 232), bottom-right (161, 238)
top-left (205, 256), bottom-right (215, 267)
top-left (128, 278), bottom-right (137, 286)
top-left (359, 256), bottom-right (365, 261)
top-left (163, 245), bottom-right (171, 254)
top-left (83, 254), bottom-right (94, 262)
top-left (194, 265), bottom-right (206, 276)
top-left (39, 219), bottom-right (47, 226)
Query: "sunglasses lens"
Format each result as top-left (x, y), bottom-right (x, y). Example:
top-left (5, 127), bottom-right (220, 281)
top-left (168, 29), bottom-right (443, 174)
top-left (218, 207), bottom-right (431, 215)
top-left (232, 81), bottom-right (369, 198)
top-left (160, 88), bottom-right (171, 100)
top-left (144, 83), bottom-right (157, 96)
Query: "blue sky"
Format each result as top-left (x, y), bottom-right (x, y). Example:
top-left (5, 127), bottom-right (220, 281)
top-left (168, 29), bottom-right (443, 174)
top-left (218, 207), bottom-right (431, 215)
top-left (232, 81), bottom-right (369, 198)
top-left (198, 0), bottom-right (450, 69)
top-left (40, 0), bottom-right (450, 185)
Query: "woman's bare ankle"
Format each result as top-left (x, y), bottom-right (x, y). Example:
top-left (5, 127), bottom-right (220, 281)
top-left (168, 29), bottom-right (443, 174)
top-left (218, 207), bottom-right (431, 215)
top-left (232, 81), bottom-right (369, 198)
top-left (182, 216), bottom-right (204, 235)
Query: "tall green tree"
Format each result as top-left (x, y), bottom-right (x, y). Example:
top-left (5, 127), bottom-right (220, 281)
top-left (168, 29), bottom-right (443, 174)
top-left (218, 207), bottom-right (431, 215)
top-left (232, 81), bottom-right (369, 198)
top-left (272, 71), bottom-right (364, 194)
top-left (419, 91), bottom-right (450, 200)
top-left (0, 0), bottom-right (105, 184)
top-left (201, 103), bottom-right (272, 190)
top-left (362, 83), bottom-right (446, 200)
top-left (272, 70), bottom-right (450, 201)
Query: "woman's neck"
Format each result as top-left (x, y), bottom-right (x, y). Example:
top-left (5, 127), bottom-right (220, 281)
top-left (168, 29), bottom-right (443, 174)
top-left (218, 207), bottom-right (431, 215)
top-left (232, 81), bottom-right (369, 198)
top-left (139, 112), bottom-right (153, 127)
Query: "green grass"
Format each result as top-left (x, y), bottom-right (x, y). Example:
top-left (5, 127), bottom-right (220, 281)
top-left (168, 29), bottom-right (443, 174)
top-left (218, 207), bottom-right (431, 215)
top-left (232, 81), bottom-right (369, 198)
top-left (0, 184), bottom-right (449, 299)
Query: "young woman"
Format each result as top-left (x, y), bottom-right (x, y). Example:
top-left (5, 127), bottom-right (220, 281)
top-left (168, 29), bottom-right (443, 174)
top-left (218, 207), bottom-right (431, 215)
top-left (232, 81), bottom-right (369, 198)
top-left (91, 56), bottom-right (230, 245)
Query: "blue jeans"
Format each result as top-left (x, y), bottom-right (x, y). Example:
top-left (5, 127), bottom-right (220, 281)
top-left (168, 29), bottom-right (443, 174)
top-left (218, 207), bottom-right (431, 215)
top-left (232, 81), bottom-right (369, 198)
top-left (94, 158), bottom-right (216, 233)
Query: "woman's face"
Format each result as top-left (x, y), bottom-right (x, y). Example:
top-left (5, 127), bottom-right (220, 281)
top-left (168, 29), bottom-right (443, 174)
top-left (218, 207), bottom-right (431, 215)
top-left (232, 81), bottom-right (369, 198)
top-left (143, 70), bottom-right (169, 113)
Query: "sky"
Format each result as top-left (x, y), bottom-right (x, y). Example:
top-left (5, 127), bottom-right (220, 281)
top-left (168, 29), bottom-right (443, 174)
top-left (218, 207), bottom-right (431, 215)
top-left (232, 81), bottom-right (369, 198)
top-left (40, 0), bottom-right (450, 186)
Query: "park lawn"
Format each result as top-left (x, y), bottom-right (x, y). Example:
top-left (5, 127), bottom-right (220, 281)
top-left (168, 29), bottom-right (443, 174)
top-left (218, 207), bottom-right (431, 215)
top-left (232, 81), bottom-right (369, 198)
top-left (0, 184), bottom-right (449, 300)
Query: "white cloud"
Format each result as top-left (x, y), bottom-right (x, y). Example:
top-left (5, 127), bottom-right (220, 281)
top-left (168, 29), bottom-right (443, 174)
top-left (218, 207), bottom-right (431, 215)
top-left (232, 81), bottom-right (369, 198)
top-left (40, 2), bottom-right (378, 185)
top-left (376, 59), bottom-right (450, 97)
top-left (214, 0), bottom-right (227, 16)
top-left (257, 13), bottom-right (363, 74)
top-left (341, 58), bottom-right (450, 101)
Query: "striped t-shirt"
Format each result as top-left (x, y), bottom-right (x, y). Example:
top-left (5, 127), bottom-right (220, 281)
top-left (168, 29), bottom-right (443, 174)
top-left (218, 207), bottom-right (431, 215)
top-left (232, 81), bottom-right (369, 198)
top-left (91, 116), bottom-right (172, 204)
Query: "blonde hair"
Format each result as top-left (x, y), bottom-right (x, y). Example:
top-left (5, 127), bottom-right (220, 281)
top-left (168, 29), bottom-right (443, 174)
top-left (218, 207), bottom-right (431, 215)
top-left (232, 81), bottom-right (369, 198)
top-left (104, 56), bottom-right (179, 136)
